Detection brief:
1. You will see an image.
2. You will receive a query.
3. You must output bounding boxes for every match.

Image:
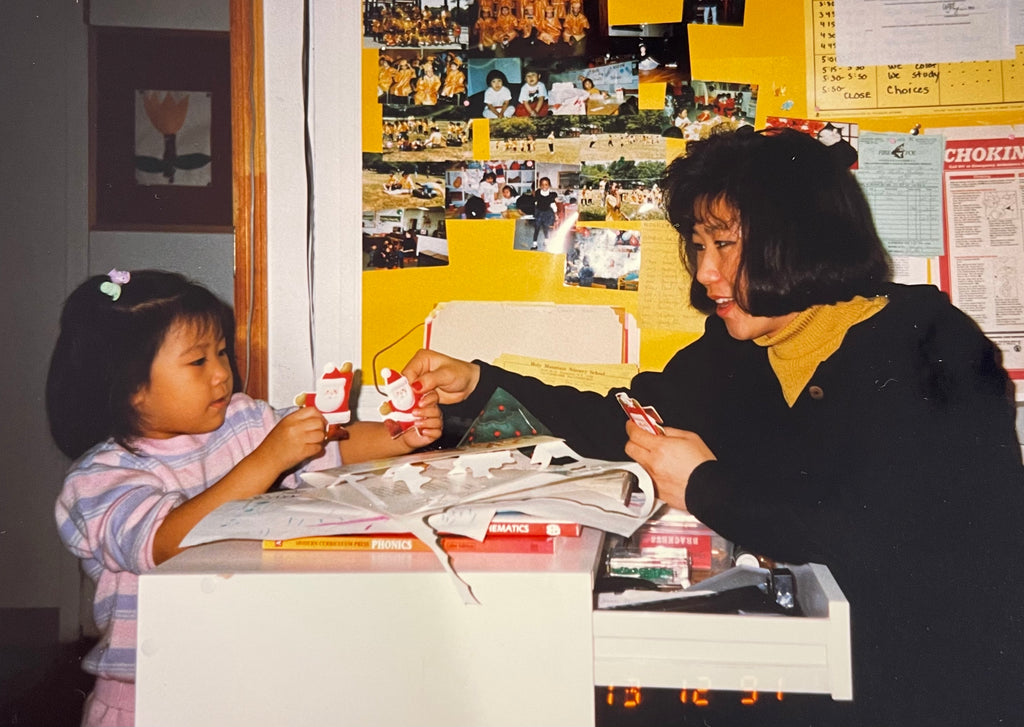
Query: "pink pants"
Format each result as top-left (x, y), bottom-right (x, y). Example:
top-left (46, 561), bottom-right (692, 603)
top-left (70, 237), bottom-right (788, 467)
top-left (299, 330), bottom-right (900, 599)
top-left (82, 678), bottom-right (135, 727)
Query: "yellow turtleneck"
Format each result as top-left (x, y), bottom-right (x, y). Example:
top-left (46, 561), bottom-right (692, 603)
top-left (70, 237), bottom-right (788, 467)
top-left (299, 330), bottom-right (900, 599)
top-left (754, 296), bottom-right (888, 407)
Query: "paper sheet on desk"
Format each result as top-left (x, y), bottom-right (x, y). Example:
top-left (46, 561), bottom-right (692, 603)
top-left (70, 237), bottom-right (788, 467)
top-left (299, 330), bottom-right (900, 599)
top-left (494, 353), bottom-right (637, 393)
top-left (181, 437), bottom-right (658, 604)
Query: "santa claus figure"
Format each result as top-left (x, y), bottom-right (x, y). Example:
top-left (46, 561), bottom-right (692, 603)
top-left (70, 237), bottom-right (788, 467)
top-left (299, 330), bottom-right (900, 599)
top-left (378, 366), bottom-right (420, 437)
top-left (295, 362), bottom-right (353, 428)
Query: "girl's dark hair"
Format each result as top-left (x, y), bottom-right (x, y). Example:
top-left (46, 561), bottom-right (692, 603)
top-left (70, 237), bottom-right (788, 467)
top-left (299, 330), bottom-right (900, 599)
top-left (46, 270), bottom-right (239, 459)
top-left (662, 127), bottom-right (892, 316)
top-left (485, 69), bottom-right (508, 85)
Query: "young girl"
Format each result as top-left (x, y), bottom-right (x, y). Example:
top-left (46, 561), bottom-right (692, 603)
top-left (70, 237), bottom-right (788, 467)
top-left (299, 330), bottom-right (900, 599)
top-left (535, 4), bottom-right (562, 46)
top-left (562, 1), bottom-right (590, 44)
top-left (477, 171), bottom-right (505, 217)
top-left (531, 176), bottom-right (558, 249)
top-left (482, 69), bottom-right (514, 119)
top-left (412, 58), bottom-right (440, 106)
top-left (389, 58), bottom-right (415, 102)
top-left (473, 7), bottom-right (498, 51)
top-left (438, 54), bottom-right (466, 104)
top-left (48, 270), bottom-right (441, 727)
top-left (514, 70), bottom-right (548, 117)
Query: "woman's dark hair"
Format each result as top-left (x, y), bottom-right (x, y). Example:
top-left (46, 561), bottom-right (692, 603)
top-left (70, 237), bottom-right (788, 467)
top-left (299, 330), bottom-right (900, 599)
top-left (662, 127), bottom-right (892, 316)
top-left (46, 270), bottom-right (239, 459)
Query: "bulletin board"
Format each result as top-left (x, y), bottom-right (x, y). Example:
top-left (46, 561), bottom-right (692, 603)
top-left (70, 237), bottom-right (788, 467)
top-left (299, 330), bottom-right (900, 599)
top-left (358, 0), bottom-right (1024, 384)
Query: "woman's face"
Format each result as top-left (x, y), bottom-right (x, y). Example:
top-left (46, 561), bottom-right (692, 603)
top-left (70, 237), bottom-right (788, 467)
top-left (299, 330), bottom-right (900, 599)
top-left (691, 201), bottom-right (797, 340)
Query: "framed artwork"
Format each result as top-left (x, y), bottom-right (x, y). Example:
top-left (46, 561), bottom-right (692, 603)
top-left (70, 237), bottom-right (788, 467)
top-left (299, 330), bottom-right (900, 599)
top-left (91, 27), bottom-right (232, 230)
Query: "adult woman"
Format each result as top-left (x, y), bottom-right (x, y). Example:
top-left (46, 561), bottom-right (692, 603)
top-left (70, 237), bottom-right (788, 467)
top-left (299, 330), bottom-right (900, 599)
top-left (403, 128), bottom-right (1023, 726)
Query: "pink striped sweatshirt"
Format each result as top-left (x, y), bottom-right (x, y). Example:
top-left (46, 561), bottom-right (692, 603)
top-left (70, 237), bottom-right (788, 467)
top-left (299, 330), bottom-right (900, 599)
top-left (54, 393), bottom-right (341, 682)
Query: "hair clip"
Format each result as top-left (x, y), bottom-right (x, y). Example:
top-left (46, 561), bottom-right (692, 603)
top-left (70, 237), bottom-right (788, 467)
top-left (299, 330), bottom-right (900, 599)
top-left (100, 268), bottom-right (131, 301)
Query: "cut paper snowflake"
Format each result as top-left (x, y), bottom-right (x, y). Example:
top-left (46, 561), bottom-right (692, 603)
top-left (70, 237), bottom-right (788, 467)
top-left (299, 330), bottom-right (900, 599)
top-left (447, 450), bottom-right (515, 478)
top-left (383, 462), bottom-right (431, 494)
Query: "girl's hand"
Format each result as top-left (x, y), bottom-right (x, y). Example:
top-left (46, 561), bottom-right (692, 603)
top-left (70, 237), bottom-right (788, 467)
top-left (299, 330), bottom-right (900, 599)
top-left (399, 390), bottom-right (443, 449)
top-left (623, 421), bottom-right (716, 511)
top-left (257, 406), bottom-right (329, 473)
top-left (401, 349), bottom-right (480, 405)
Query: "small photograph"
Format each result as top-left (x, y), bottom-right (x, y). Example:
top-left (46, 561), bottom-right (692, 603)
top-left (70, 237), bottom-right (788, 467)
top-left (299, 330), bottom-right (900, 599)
top-left (664, 80), bottom-right (757, 141)
top-left (468, 0), bottom-right (600, 59)
top-left (564, 225), bottom-right (641, 290)
top-left (466, 54), bottom-right (638, 120)
top-left (488, 116), bottom-right (582, 164)
top-left (577, 161), bottom-right (666, 222)
top-left (684, 0), bottom-right (747, 27)
top-left (604, 28), bottom-right (691, 90)
top-left (443, 159), bottom-right (537, 219)
top-left (381, 111), bottom-right (472, 162)
top-left (363, 0), bottom-right (466, 49)
top-left (765, 116), bottom-right (860, 169)
top-left (362, 154), bottom-right (447, 212)
top-left (546, 59), bottom-right (638, 116)
top-left (511, 162), bottom-right (583, 251)
top-left (578, 113), bottom-right (668, 162)
top-left (379, 50), bottom-right (470, 111)
top-left (362, 207), bottom-right (449, 271)
top-left (465, 57), bottom-right (523, 118)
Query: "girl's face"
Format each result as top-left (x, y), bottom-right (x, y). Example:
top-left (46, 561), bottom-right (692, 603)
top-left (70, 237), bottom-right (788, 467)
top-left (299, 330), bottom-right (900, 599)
top-left (526, 72), bottom-right (539, 85)
top-left (690, 202), bottom-right (797, 341)
top-left (132, 319), bottom-right (234, 439)
top-left (539, 178), bottom-right (550, 190)
top-left (490, 76), bottom-right (504, 90)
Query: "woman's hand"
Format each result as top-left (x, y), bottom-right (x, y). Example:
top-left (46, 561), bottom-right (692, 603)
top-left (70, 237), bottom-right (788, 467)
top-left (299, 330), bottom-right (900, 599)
top-left (398, 390), bottom-right (443, 449)
top-left (401, 349), bottom-right (481, 405)
top-left (624, 421), bottom-right (716, 511)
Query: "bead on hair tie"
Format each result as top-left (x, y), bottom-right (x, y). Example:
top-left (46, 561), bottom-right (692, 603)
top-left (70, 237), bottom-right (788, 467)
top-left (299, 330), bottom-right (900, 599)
top-left (100, 268), bottom-right (131, 301)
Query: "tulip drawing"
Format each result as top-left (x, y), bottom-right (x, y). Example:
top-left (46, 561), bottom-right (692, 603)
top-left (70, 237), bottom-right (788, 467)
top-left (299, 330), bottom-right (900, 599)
top-left (135, 91), bottom-right (211, 183)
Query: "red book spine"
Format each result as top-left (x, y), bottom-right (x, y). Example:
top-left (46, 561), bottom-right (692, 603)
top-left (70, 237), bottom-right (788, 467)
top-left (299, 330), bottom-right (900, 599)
top-left (480, 520), bottom-right (581, 537)
top-left (442, 535), bottom-right (555, 554)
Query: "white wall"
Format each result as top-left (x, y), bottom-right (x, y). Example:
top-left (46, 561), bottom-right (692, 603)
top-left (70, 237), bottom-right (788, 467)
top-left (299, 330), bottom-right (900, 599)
top-left (0, 2), bottom-right (89, 639)
top-left (87, 0), bottom-right (229, 31)
top-left (263, 1), bottom-right (364, 409)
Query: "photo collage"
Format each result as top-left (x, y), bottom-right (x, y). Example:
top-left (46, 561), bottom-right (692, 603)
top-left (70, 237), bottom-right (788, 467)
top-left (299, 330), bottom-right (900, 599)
top-left (362, 0), bottom-right (753, 292)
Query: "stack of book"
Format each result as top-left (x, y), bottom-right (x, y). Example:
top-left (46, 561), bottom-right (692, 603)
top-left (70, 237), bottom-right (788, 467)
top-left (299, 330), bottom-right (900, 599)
top-left (615, 505), bottom-right (733, 578)
top-left (262, 513), bottom-right (584, 554)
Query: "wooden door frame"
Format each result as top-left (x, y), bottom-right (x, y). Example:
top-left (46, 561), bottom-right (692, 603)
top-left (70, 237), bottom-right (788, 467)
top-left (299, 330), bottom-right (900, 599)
top-left (230, 0), bottom-right (267, 399)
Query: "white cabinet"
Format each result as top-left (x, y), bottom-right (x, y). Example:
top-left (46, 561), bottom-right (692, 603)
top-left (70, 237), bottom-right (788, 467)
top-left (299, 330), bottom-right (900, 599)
top-left (136, 533), bottom-right (850, 726)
